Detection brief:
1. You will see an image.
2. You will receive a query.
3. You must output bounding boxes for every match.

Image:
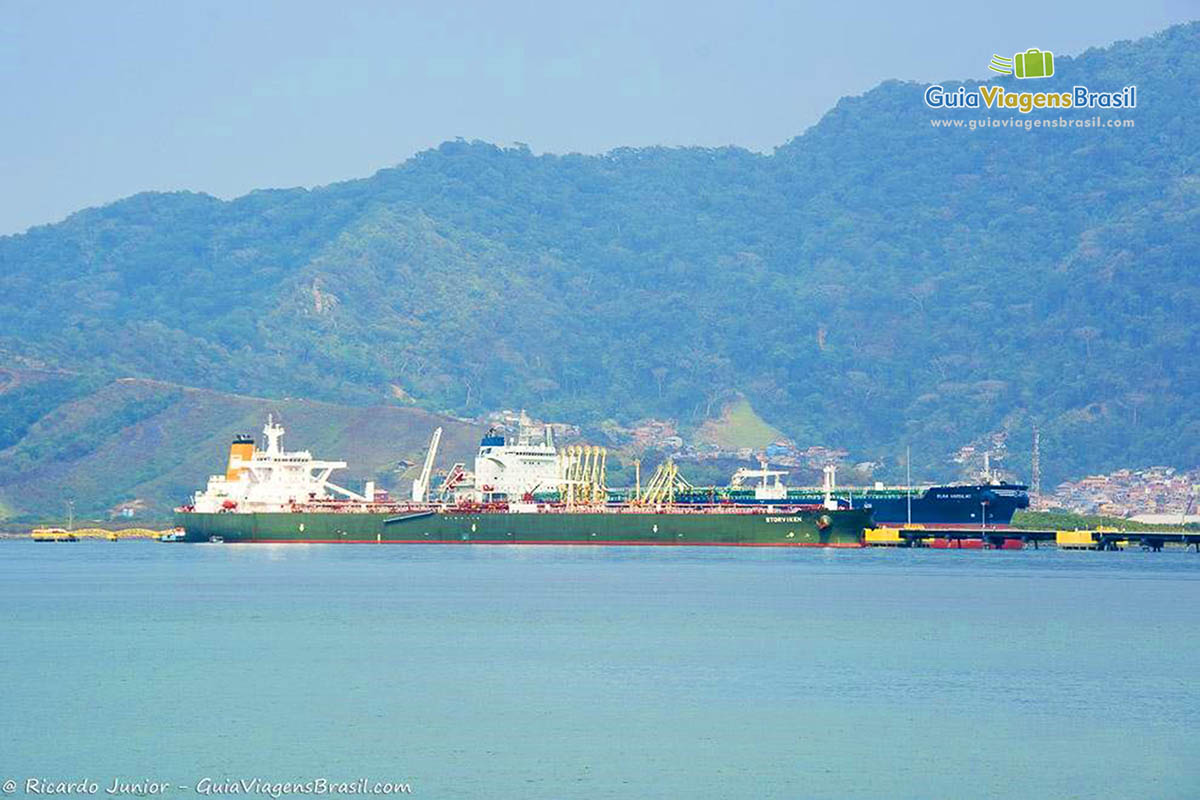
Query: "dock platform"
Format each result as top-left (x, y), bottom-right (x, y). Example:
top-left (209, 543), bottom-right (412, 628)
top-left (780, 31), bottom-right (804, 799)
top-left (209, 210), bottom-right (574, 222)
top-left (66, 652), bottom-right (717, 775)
top-left (866, 527), bottom-right (1200, 551)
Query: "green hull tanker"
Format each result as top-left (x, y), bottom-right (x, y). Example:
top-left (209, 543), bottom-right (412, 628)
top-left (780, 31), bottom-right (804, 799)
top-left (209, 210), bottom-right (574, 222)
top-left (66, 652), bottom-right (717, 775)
top-left (175, 506), bottom-right (872, 547)
top-left (176, 419), bottom-right (873, 547)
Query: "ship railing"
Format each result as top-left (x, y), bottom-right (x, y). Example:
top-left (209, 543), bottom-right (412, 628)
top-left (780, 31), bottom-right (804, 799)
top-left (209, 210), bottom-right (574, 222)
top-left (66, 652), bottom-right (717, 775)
top-left (530, 502), bottom-right (829, 515)
top-left (286, 500), bottom-right (442, 514)
top-left (277, 500), bottom-right (834, 515)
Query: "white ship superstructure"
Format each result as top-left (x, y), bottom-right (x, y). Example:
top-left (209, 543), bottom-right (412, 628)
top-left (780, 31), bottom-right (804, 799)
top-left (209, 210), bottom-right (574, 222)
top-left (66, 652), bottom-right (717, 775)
top-left (730, 457), bottom-right (789, 501)
top-left (473, 414), bottom-right (563, 501)
top-left (190, 416), bottom-right (372, 512)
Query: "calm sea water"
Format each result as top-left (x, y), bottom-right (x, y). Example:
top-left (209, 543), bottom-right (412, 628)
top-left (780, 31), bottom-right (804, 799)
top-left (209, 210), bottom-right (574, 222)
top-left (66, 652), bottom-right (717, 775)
top-left (2, 541), bottom-right (1197, 799)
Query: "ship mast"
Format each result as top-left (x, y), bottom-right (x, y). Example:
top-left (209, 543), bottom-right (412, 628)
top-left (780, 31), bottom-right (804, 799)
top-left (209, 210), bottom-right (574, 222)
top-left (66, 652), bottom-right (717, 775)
top-left (1031, 425), bottom-right (1041, 508)
top-left (906, 445), bottom-right (912, 526)
top-left (823, 464), bottom-right (839, 510)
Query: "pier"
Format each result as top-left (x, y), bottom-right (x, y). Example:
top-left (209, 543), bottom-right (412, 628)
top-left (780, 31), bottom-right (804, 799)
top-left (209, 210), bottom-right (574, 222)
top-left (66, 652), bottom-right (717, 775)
top-left (29, 527), bottom-right (172, 542)
top-left (864, 527), bottom-right (1200, 551)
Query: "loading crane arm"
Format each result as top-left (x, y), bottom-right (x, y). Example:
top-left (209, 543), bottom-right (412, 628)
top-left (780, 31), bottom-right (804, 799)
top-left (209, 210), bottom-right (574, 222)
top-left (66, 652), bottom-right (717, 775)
top-left (411, 427), bottom-right (443, 502)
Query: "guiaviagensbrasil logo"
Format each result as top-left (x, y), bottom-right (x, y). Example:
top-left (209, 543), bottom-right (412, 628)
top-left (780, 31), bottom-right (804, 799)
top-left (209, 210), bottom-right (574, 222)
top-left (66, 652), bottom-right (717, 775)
top-left (924, 46), bottom-right (1136, 115)
top-left (989, 48), bottom-right (1054, 79)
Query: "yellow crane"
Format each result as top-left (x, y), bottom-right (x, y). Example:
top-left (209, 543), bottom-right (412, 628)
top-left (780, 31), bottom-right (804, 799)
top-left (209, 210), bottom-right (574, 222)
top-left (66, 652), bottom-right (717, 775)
top-left (560, 445), bottom-right (608, 507)
top-left (638, 460), bottom-right (693, 505)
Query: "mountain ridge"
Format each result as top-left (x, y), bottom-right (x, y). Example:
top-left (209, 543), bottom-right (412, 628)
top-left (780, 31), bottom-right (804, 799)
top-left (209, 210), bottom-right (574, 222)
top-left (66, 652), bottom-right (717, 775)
top-left (1, 21), bottom-right (1196, 519)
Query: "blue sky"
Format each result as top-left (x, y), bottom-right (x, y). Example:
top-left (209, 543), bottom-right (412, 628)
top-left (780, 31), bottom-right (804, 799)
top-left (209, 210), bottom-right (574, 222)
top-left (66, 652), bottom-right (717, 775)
top-left (0, 1), bottom-right (1194, 234)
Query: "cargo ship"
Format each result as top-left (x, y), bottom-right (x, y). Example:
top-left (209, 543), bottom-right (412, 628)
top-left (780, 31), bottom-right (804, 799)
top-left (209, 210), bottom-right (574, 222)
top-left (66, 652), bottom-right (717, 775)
top-left (641, 460), bottom-right (1030, 527)
top-left (174, 418), bottom-right (871, 546)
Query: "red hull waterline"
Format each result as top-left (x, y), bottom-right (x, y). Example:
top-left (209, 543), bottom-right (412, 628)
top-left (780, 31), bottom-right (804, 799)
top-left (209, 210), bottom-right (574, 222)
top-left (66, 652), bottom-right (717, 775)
top-left (209, 538), bottom-right (868, 548)
top-left (928, 538), bottom-right (1024, 550)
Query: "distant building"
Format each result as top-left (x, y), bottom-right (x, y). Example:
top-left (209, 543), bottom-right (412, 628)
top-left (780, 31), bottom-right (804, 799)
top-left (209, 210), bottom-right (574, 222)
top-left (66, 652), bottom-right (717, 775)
top-left (765, 440), bottom-right (793, 457)
top-left (109, 498), bottom-right (146, 519)
top-left (1051, 466), bottom-right (1199, 517)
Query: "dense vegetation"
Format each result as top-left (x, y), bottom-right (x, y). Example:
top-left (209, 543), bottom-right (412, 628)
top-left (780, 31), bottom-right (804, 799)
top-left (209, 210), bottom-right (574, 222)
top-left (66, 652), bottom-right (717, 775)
top-left (1014, 510), bottom-right (1199, 534)
top-left (0, 373), bottom-right (481, 522)
top-left (0, 23), bottom-right (1196, 518)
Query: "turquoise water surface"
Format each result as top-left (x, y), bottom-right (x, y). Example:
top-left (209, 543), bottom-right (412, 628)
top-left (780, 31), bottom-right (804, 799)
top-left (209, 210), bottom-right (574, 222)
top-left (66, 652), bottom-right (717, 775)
top-left (2, 542), bottom-right (1197, 799)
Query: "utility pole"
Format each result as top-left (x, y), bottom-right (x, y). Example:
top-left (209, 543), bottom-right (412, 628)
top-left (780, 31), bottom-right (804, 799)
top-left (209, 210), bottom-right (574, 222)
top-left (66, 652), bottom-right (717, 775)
top-left (1032, 425), bottom-right (1041, 509)
top-left (906, 446), bottom-right (912, 526)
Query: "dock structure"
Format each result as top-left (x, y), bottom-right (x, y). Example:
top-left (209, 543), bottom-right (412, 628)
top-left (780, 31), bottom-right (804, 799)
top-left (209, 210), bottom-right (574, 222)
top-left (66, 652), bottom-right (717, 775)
top-left (29, 527), bottom-right (177, 542)
top-left (30, 528), bottom-right (79, 542)
top-left (68, 527), bottom-right (163, 540)
top-left (865, 527), bottom-right (1200, 551)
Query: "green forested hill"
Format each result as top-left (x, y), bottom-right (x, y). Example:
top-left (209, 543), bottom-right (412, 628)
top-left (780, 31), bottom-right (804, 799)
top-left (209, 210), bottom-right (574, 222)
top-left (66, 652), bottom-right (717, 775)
top-left (0, 371), bottom-right (482, 521)
top-left (1, 22), bottom-right (1197, 518)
